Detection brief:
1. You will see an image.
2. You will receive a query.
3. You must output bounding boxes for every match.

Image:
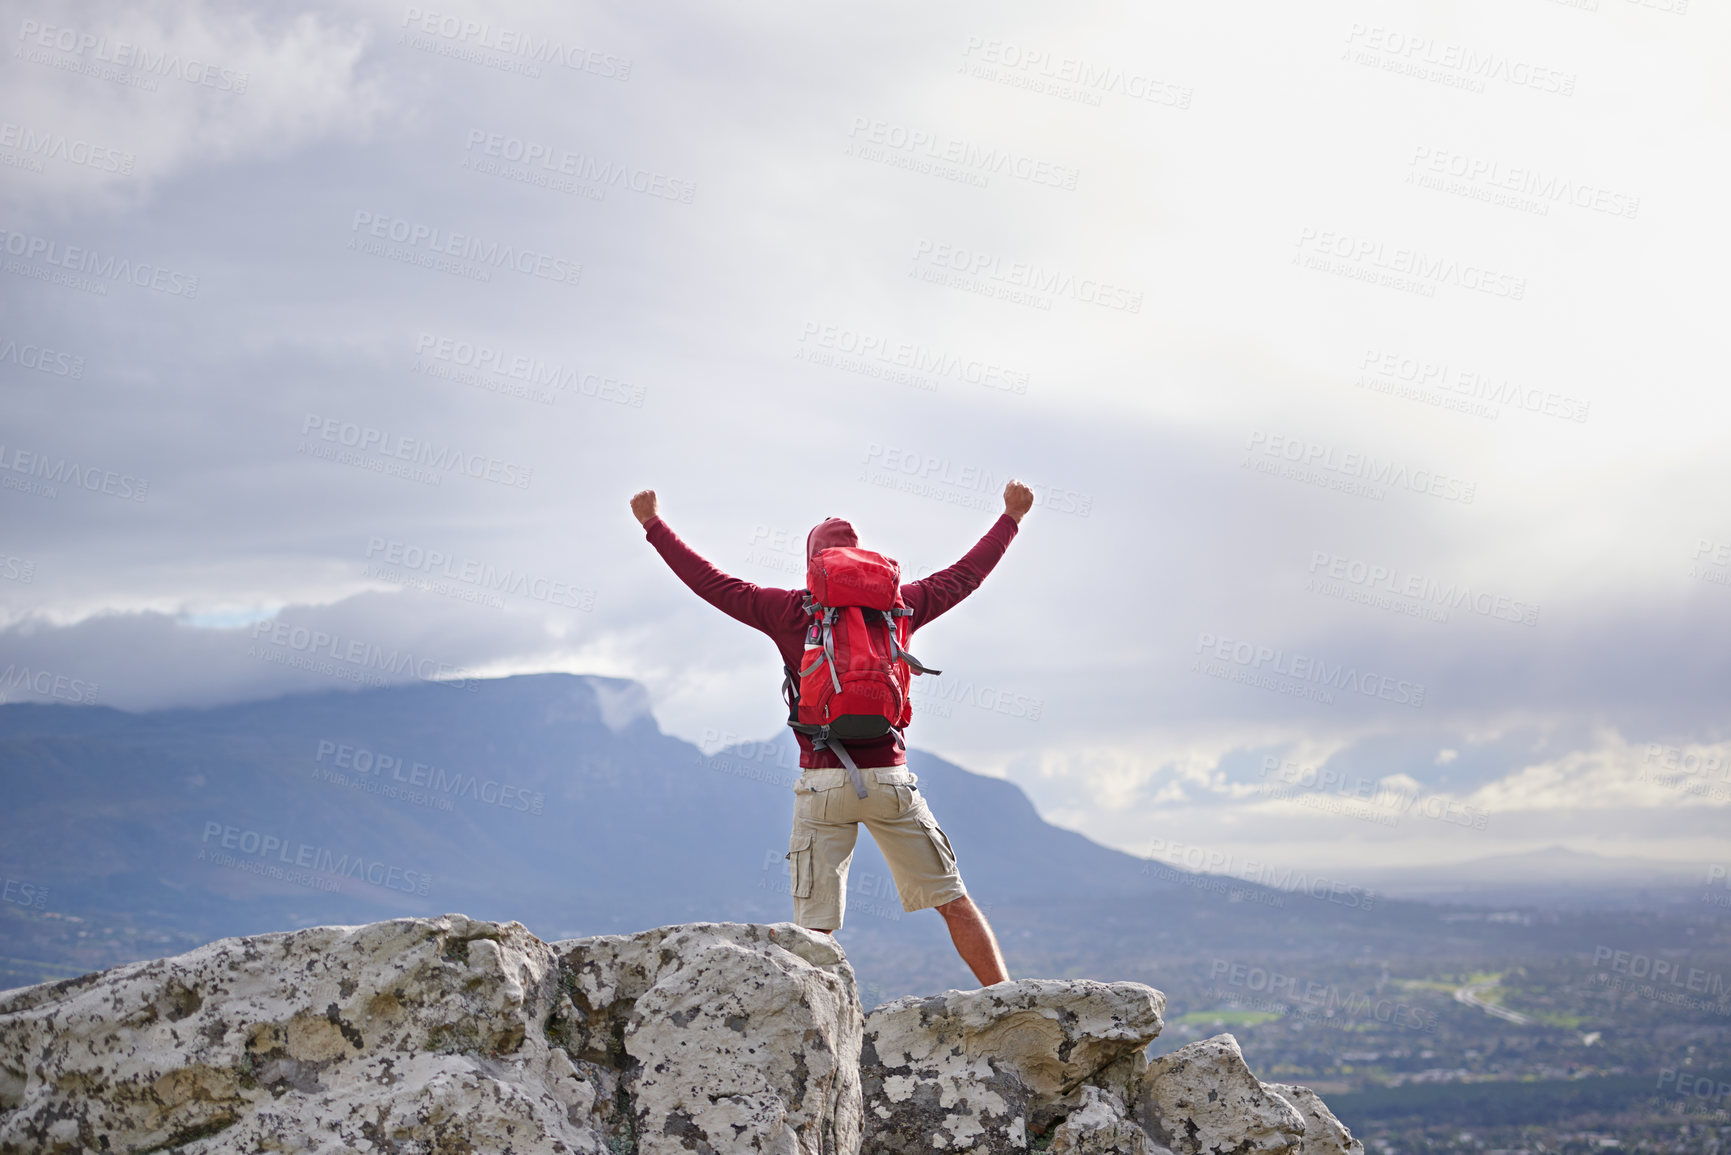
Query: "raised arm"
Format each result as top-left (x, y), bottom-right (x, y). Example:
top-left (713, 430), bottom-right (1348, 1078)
top-left (633, 489), bottom-right (795, 633)
top-left (903, 480), bottom-right (1032, 629)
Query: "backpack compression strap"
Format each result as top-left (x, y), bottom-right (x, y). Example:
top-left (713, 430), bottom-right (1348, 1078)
top-left (781, 664), bottom-right (870, 800)
top-left (879, 609), bottom-right (942, 675)
top-left (814, 607), bottom-right (842, 692)
top-left (811, 730), bottom-right (870, 800)
top-left (795, 598), bottom-right (844, 694)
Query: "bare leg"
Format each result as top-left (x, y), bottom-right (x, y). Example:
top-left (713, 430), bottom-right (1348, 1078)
top-left (936, 895), bottom-right (1010, 986)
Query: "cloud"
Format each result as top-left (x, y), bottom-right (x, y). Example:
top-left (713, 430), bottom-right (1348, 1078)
top-left (2, 0), bottom-right (1727, 871)
top-left (2, 3), bottom-right (388, 217)
top-left (0, 591), bottom-right (566, 711)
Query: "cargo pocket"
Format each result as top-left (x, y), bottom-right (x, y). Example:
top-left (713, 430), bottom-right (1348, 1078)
top-left (918, 814), bottom-right (957, 874)
top-left (794, 784), bottom-right (827, 824)
top-left (786, 833), bottom-right (814, 899)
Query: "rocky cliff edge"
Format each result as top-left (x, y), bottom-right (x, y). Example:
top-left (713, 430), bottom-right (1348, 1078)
top-left (0, 914), bottom-right (1362, 1155)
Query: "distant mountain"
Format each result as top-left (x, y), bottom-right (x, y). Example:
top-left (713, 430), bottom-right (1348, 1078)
top-left (1360, 845), bottom-right (1709, 907)
top-left (0, 674), bottom-right (1656, 1002)
top-left (0, 674), bottom-right (1178, 942)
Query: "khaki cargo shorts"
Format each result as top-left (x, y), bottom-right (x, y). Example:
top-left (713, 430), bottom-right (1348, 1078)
top-left (785, 765), bottom-right (967, 930)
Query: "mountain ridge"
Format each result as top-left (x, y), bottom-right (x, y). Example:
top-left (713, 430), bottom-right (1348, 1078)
top-left (0, 672), bottom-right (1675, 1005)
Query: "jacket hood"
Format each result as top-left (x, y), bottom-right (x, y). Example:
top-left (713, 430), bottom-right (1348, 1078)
top-left (805, 517), bottom-right (858, 562)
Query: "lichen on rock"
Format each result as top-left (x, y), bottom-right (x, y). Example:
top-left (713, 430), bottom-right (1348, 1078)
top-left (1135, 1033), bottom-right (1308, 1155)
top-left (0, 916), bottom-right (860, 1155)
top-left (0, 916), bottom-right (1361, 1155)
top-left (860, 978), bottom-right (1165, 1152)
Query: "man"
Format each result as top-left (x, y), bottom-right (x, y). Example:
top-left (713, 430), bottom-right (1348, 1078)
top-left (631, 481), bottom-right (1034, 987)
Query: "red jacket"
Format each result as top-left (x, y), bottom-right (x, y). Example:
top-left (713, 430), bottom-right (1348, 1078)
top-left (643, 513), bottom-right (1019, 768)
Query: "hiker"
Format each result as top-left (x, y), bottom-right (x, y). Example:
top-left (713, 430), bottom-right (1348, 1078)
top-left (631, 481), bottom-right (1034, 987)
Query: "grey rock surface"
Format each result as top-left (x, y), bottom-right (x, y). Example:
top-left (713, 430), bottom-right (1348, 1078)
top-left (0, 915), bottom-right (860, 1155)
top-left (1047, 1084), bottom-right (1161, 1154)
top-left (556, 921), bottom-right (863, 1155)
top-left (1264, 1082), bottom-right (1365, 1155)
top-left (1136, 1033), bottom-right (1308, 1155)
top-left (860, 978), bottom-right (1166, 1153)
top-left (1, 917), bottom-right (1360, 1155)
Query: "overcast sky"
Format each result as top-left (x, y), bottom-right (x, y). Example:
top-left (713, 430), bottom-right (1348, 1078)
top-left (3, 0), bottom-right (1728, 875)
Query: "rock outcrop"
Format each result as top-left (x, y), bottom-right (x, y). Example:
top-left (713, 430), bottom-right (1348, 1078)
top-left (0, 915), bottom-right (1360, 1155)
top-left (1135, 1033), bottom-right (1307, 1155)
top-left (861, 979), bottom-right (1163, 1152)
top-left (1264, 1083), bottom-right (1367, 1155)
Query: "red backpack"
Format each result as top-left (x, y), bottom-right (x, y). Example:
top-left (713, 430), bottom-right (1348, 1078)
top-left (780, 546), bottom-right (940, 798)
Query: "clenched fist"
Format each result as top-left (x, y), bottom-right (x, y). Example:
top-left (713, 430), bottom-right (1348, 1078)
top-left (1003, 479), bottom-right (1034, 523)
top-left (630, 489), bottom-right (659, 525)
